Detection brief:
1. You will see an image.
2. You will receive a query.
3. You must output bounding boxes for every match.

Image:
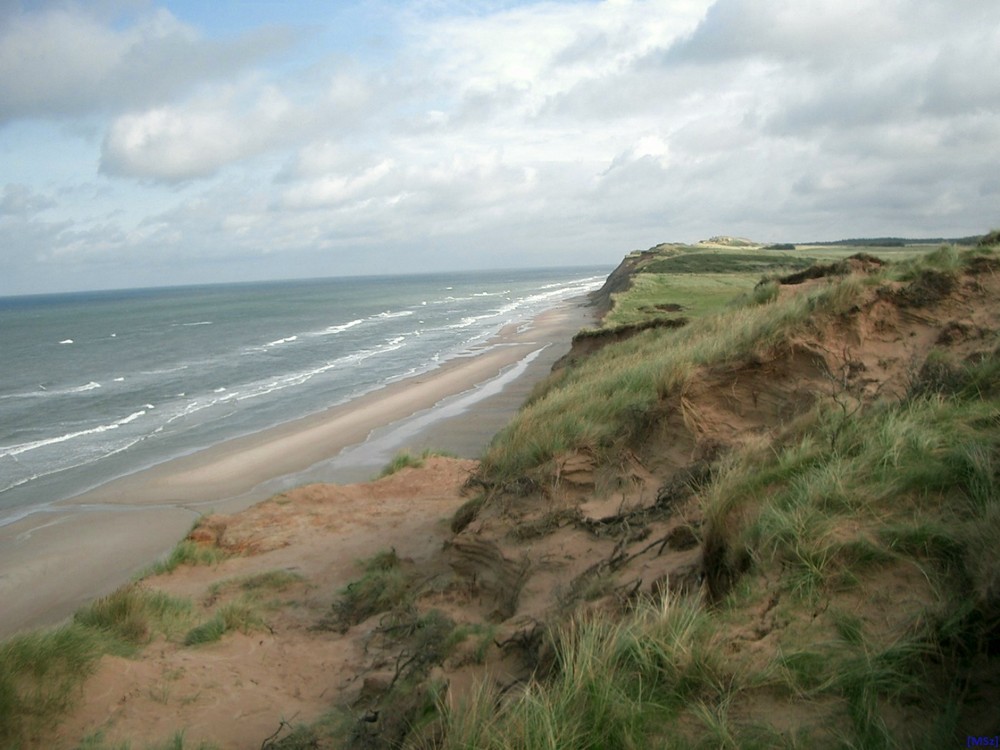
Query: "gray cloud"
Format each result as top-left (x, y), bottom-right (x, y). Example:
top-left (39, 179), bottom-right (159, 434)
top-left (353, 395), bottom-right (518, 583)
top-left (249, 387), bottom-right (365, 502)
top-left (0, 183), bottom-right (56, 215)
top-left (0, 3), bottom-right (295, 124)
top-left (666, 0), bottom-right (939, 66)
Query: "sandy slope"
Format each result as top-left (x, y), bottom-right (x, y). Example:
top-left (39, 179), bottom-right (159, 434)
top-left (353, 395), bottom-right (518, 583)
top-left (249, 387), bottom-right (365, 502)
top-left (49, 459), bottom-right (478, 748)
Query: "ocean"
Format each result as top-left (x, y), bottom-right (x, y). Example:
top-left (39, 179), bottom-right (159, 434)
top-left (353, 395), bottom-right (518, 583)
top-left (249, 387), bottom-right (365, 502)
top-left (0, 267), bottom-right (608, 524)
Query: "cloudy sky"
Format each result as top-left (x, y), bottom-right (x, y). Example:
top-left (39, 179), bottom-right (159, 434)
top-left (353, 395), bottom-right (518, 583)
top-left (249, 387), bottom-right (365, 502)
top-left (1, 0), bottom-right (998, 295)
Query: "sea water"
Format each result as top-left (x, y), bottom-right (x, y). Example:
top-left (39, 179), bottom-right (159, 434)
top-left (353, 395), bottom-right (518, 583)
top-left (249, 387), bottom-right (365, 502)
top-left (0, 267), bottom-right (607, 523)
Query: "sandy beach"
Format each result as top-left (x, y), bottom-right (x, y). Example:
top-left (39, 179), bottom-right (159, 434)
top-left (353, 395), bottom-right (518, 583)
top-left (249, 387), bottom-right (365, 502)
top-left (0, 299), bottom-right (594, 638)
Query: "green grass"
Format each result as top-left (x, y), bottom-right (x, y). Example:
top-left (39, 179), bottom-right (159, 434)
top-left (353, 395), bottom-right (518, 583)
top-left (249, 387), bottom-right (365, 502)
top-left (698, 349), bottom-right (1000, 743)
top-left (439, 596), bottom-right (727, 749)
top-left (205, 569), bottom-right (305, 600)
top-left (74, 584), bottom-right (195, 650)
top-left (604, 243), bottom-right (935, 331)
top-left (639, 249), bottom-right (818, 276)
top-left (479, 274), bottom-right (866, 486)
top-left (143, 539), bottom-right (229, 577)
top-left (378, 448), bottom-right (454, 478)
top-left (182, 597), bottom-right (269, 646)
top-left (0, 586), bottom-right (195, 748)
top-left (0, 624), bottom-right (101, 748)
top-left (703, 370), bottom-right (1000, 601)
top-left (321, 549), bottom-right (412, 632)
top-left (603, 272), bottom-right (764, 327)
top-left (449, 372), bottom-right (1000, 747)
top-left (533, 245), bottom-right (953, 490)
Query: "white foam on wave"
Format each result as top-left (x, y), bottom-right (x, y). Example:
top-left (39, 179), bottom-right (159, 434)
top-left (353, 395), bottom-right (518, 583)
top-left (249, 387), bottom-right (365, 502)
top-left (265, 335), bottom-right (298, 347)
top-left (140, 365), bottom-right (189, 376)
top-left (408, 275), bottom-right (606, 364)
top-left (491, 276), bottom-right (605, 319)
top-left (0, 381), bottom-right (103, 400)
top-left (170, 331), bottom-right (417, 421)
top-left (447, 312), bottom-right (497, 330)
top-left (179, 321), bottom-right (213, 327)
top-left (323, 319), bottom-right (365, 335)
top-left (0, 471), bottom-right (40, 499)
top-left (59, 339), bottom-right (73, 344)
top-left (0, 409), bottom-right (149, 459)
top-left (377, 310), bottom-right (414, 320)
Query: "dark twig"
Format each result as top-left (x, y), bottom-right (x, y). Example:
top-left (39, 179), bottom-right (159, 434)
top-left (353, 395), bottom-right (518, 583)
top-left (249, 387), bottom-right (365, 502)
top-left (260, 712), bottom-right (300, 749)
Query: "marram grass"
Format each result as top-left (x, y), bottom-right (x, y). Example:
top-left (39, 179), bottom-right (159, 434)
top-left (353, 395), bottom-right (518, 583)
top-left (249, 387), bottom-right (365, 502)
top-left (480, 275), bottom-right (865, 485)
top-left (143, 539), bottom-right (229, 577)
top-left (0, 585), bottom-right (195, 748)
top-left (379, 448), bottom-right (455, 478)
top-left (183, 597), bottom-right (269, 646)
top-left (438, 596), bottom-right (725, 750)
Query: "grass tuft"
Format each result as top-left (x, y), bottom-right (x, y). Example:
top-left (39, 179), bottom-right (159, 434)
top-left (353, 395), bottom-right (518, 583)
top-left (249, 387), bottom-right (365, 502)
top-left (73, 585), bottom-right (194, 650)
top-left (0, 624), bottom-right (100, 747)
top-left (182, 598), bottom-right (268, 647)
top-left (321, 549), bottom-right (411, 633)
top-left (439, 596), bottom-right (726, 749)
top-left (206, 569), bottom-right (305, 600)
top-left (144, 540), bottom-right (229, 577)
top-left (378, 448), bottom-right (454, 478)
top-left (0, 586), bottom-right (194, 747)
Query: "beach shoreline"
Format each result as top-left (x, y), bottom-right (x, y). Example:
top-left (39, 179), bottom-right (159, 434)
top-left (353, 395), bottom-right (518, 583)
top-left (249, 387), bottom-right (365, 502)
top-left (0, 298), bottom-right (594, 638)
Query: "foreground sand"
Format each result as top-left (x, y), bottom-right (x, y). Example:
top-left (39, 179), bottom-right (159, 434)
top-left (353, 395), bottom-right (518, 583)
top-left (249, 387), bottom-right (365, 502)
top-left (48, 457), bottom-right (479, 748)
top-left (0, 300), bottom-right (594, 637)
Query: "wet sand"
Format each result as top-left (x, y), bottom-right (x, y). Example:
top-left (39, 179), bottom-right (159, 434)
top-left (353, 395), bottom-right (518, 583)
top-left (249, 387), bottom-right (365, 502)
top-left (0, 300), bottom-right (594, 637)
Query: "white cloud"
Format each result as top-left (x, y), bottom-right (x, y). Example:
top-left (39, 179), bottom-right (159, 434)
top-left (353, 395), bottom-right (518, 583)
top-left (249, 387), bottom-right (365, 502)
top-left (282, 158), bottom-right (397, 209)
top-left (99, 84), bottom-right (305, 181)
top-left (407, 0), bottom-right (707, 124)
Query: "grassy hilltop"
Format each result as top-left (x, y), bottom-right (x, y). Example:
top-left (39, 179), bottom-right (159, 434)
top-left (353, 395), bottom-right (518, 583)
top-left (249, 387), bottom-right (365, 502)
top-left (3, 235), bottom-right (999, 748)
top-left (436, 237), bottom-right (1000, 749)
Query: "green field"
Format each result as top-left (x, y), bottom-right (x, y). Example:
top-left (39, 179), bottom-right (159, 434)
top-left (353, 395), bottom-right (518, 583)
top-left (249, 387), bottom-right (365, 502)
top-left (600, 242), bottom-right (937, 328)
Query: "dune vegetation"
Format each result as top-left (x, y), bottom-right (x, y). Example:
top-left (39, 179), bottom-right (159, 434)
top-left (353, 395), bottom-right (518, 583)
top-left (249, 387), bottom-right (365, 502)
top-left (0, 586), bottom-right (195, 748)
top-left (436, 240), bottom-right (1000, 748)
